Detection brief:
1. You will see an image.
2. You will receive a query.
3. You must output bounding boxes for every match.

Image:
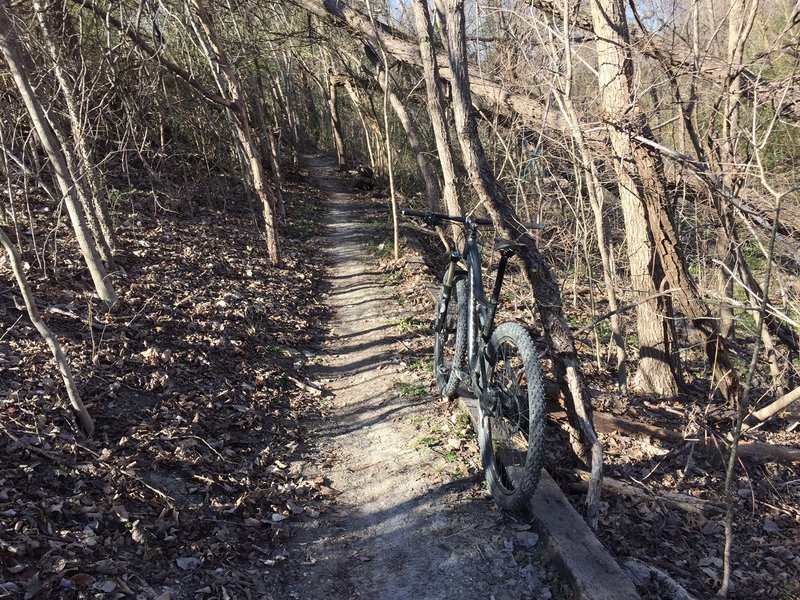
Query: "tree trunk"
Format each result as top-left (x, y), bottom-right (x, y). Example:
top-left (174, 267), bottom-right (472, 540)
top-left (189, 0), bottom-right (281, 266)
top-left (370, 55), bottom-right (441, 209)
top-left (411, 0), bottom-right (463, 233)
top-left (443, 0), bottom-right (603, 527)
top-left (589, 0), bottom-right (679, 397)
top-left (590, 0), bottom-right (740, 405)
top-left (340, 79), bottom-right (378, 172)
top-left (252, 62), bottom-right (285, 218)
top-left (34, 1), bottom-right (117, 257)
top-left (0, 227), bottom-right (94, 436)
top-left (272, 70), bottom-right (300, 163)
top-left (327, 73), bottom-right (347, 169)
top-left (0, 2), bottom-right (116, 307)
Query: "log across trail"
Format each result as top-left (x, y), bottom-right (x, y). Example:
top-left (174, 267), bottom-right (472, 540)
top-left (273, 154), bottom-right (551, 599)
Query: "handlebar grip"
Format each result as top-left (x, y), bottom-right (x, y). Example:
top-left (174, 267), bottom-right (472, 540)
top-left (401, 208), bottom-right (432, 219)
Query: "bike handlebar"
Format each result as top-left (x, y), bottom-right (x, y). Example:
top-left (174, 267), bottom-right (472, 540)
top-left (401, 208), bottom-right (544, 230)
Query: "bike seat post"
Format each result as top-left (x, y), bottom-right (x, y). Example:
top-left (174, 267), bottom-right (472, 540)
top-left (491, 250), bottom-right (512, 304)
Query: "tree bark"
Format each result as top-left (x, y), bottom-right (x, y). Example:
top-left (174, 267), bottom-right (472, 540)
top-left (589, 0), bottom-right (679, 397)
top-left (443, 0), bottom-right (603, 527)
top-left (0, 2), bottom-right (116, 307)
top-left (589, 0), bottom-right (741, 404)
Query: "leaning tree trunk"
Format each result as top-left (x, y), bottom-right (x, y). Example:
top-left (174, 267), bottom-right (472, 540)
top-left (366, 51), bottom-right (441, 209)
top-left (0, 227), bottom-right (94, 436)
top-left (189, 0), bottom-right (281, 267)
top-left (252, 61), bottom-right (285, 218)
top-left (412, 0), bottom-right (463, 229)
top-left (443, 0), bottom-right (603, 527)
top-left (0, 2), bottom-right (116, 307)
top-left (339, 78), bottom-right (378, 173)
top-left (34, 0), bottom-right (117, 262)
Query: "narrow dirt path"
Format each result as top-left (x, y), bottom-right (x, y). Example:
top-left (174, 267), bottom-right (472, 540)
top-left (275, 155), bottom-right (550, 599)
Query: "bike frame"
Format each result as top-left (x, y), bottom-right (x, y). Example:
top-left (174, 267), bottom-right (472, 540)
top-left (441, 217), bottom-right (515, 410)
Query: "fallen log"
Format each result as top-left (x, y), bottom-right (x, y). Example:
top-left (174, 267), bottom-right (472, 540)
top-left (549, 409), bottom-right (800, 463)
top-left (562, 468), bottom-right (723, 515)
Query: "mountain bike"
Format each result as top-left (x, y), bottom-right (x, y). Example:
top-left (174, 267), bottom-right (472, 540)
top-left (401, 208), bottom-right (546, 511)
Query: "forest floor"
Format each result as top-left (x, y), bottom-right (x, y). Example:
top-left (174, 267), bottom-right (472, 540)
top-left (0, 155), bottom-right (555, 600)
top-left (1, 152), bottom-right (799, 600)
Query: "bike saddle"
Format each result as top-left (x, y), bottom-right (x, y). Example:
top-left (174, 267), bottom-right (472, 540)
top-left (494, 239), bottom-right (525, 254)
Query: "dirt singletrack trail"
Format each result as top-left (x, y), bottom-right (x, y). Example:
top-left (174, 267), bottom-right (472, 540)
top-left (273, 155), bottom-right (552, 599)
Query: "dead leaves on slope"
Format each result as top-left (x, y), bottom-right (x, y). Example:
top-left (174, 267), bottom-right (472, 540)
top-left (0, 181), bottom-right (335, 598)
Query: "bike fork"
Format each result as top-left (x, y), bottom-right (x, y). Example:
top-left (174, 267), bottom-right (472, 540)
top-left (436, 251), bottom-right (461, 331)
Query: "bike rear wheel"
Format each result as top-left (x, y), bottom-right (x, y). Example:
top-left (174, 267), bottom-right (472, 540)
top-left (479, 322), bottom-right (545, 511)
top-left (433, 277), bottom-right (467, 399)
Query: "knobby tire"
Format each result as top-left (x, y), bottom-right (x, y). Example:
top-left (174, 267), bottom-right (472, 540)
top-left (479, 322), bottom-right (545, 512)
top-left (433, 277), bottom-right (467, 399)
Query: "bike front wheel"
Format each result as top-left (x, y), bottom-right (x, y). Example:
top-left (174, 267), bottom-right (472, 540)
top-left (433, 277), bottom-right (467, 399)
top-left (479, 322), bottom-right (545, 512)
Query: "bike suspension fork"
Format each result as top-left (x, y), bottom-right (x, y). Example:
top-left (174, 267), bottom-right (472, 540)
top-left (436, 251), bottom-right (461, 331)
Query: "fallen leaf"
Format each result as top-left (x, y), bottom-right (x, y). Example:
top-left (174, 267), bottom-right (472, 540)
top-left (93, 580), bottom-right (117, 593)
top-left (515, 532), bottom-right (539, 548)
top-left (70, 573), bottom-right (96, 586)
top-left (176, 557), bottom-right (201, 570)
top-left (131, 520), bottom-right (146, 544)
top-left (112, 505), bottom-right (129, 522)
top-left (763, 520), bottom-right (780, 533)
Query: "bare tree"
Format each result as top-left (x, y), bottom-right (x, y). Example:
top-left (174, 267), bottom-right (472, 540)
top-left (589, 0), bottom-right (741, 404)
top-left (0, 1), bottom-right (117, 307)
top-left (411, 0), bottom-right (464, 231)
top-left (33, 0), bottom-right (118, 261)
top-left (188, 0), bottom-right (282, 266)
top-left (0, 227), bottom-right (94, 436)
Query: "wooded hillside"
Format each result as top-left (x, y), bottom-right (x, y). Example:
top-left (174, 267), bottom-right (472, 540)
top-left (1, 0), bottom-right (798, 598)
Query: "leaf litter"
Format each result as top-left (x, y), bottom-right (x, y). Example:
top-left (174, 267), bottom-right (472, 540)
top-left (0, 171), bottom-right (338, 598)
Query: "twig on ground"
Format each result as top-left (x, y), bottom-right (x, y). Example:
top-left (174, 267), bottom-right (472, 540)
top-left (76, 443), bottom-right (177, 509)
top-left (0, 422), bottom-right (70, 463)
